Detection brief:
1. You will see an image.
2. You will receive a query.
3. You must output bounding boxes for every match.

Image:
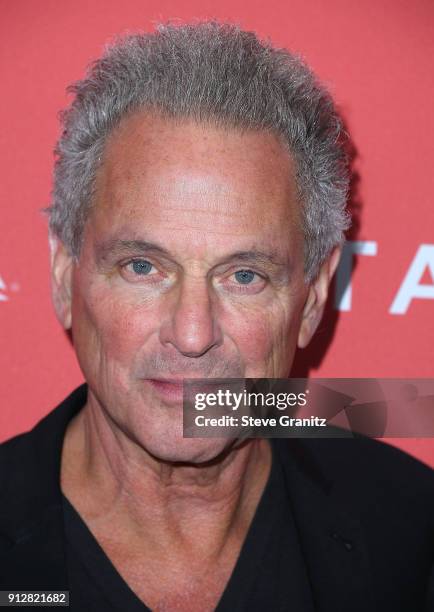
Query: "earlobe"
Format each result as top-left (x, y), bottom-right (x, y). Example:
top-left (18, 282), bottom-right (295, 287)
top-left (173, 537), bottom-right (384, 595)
top-left (297, 245), bottom-right (342, 349)
top-left (49, 233), bottom-right (74, 330)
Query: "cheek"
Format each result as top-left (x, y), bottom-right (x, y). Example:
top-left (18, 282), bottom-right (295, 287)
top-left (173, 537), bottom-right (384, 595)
top-left (222, 297), bottom-right (300, 371)
top-left (232, 315), bottom-right (273, 363)
top-left (71, 281), bottom-right (160, 373)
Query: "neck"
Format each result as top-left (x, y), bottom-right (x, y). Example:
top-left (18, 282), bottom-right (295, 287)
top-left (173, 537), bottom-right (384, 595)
top-left (60, 394), bottom-right (272, 558)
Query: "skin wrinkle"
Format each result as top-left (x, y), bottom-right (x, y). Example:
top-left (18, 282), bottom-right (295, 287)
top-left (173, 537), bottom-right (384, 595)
top-left (96, 239), bottom-right (293, 291)
top-left (95, 238), bottom-right (290, 270)
top-left (54, 111), bottom-right (338, 610)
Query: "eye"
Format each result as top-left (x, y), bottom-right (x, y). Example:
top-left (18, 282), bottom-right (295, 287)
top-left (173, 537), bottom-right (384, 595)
top-left (130, 259), bottom-right (153, 275)
top-left (222, 268), bottom-right (267, 294)
top-left (234, 269), bottom-right (256, 284)
top-left (120, 258), bottom-right (160, 282)
top-left (118, 257), bottom-right (170, 287)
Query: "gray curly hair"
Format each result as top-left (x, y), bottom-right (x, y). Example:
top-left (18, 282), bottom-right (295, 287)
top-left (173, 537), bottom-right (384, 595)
top-left (45, 21), bottom-right (351, 281)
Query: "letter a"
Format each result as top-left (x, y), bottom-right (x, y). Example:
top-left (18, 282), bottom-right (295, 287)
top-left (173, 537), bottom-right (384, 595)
top-left (390, 245), bottom-right (434, 314)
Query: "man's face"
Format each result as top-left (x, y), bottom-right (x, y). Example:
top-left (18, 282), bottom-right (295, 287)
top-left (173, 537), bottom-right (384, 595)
top-left (53, 112), bottom-right (331, 463)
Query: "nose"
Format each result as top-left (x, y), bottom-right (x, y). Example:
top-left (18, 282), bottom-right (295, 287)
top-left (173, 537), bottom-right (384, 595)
top-left (159, 276), bottom-right (223, 357)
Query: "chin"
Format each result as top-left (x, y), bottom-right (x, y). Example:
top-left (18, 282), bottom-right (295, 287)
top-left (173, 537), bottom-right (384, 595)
top-left (142, 433), bottom-right (236, 465)
top-left (119, 391), bottom-right (237, 465)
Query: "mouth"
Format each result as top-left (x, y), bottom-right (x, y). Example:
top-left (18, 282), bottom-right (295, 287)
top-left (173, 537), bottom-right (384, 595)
top-left (147, 378), bottom-right (185, 402)
top-left (146, 377), bottom-right (242, 404)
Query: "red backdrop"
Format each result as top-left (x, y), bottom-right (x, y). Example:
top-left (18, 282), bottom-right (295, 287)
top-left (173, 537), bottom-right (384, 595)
top-left (1, 0), bottom-right (433, 465)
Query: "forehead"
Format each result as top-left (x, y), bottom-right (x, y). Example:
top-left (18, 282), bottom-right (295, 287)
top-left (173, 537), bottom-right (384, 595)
top-left (89, 111), bottom-right (302, 258)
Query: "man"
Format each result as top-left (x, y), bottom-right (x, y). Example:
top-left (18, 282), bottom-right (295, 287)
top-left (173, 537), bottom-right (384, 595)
top-left (0, 21), bottom-right (433, 612)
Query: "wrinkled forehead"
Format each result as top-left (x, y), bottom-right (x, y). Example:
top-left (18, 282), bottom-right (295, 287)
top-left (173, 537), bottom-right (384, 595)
top-left (85, 111), bottom-right (304, 264)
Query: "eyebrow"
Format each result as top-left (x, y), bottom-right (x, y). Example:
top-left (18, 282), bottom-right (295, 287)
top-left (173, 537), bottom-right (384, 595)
top-left (95, 239), bottom-right (172, 262)
top-left (95, 238), bottom-right (290, 271)
top-left (216, 250), bottom-right (288, 269)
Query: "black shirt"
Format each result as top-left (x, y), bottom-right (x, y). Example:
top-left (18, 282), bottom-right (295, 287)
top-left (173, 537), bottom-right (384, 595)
top-left (61, 440), bottom-right (315, 611)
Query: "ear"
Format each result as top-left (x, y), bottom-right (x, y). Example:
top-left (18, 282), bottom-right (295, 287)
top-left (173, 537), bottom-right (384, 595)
top-left (297, 245), bottom-right (342, 349)
top-left (49, 233), bottom-right (74, 330)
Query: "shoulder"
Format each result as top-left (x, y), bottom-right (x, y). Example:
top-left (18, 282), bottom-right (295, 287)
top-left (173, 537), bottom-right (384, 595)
top-left (0, 430), bottom-right (35, 491)
top-left (0, 427), bottom-right (33, 459)
top-left (282, 434), bottom-right (434, 522)
top-left (0, 385), bottom-right (87, 499)
top-left (274, 435), bottom-right (434, 611)
top-left (303, 434), bottom-right (434, 491)
top-left (277, 431), bottom-right (434, 478)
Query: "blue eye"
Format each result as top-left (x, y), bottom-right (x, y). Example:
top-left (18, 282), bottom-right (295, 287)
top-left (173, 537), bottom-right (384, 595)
top-left (234, 270), bottom-right (255, 284)
top-left (131, 260), bottom-right (153, 275)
